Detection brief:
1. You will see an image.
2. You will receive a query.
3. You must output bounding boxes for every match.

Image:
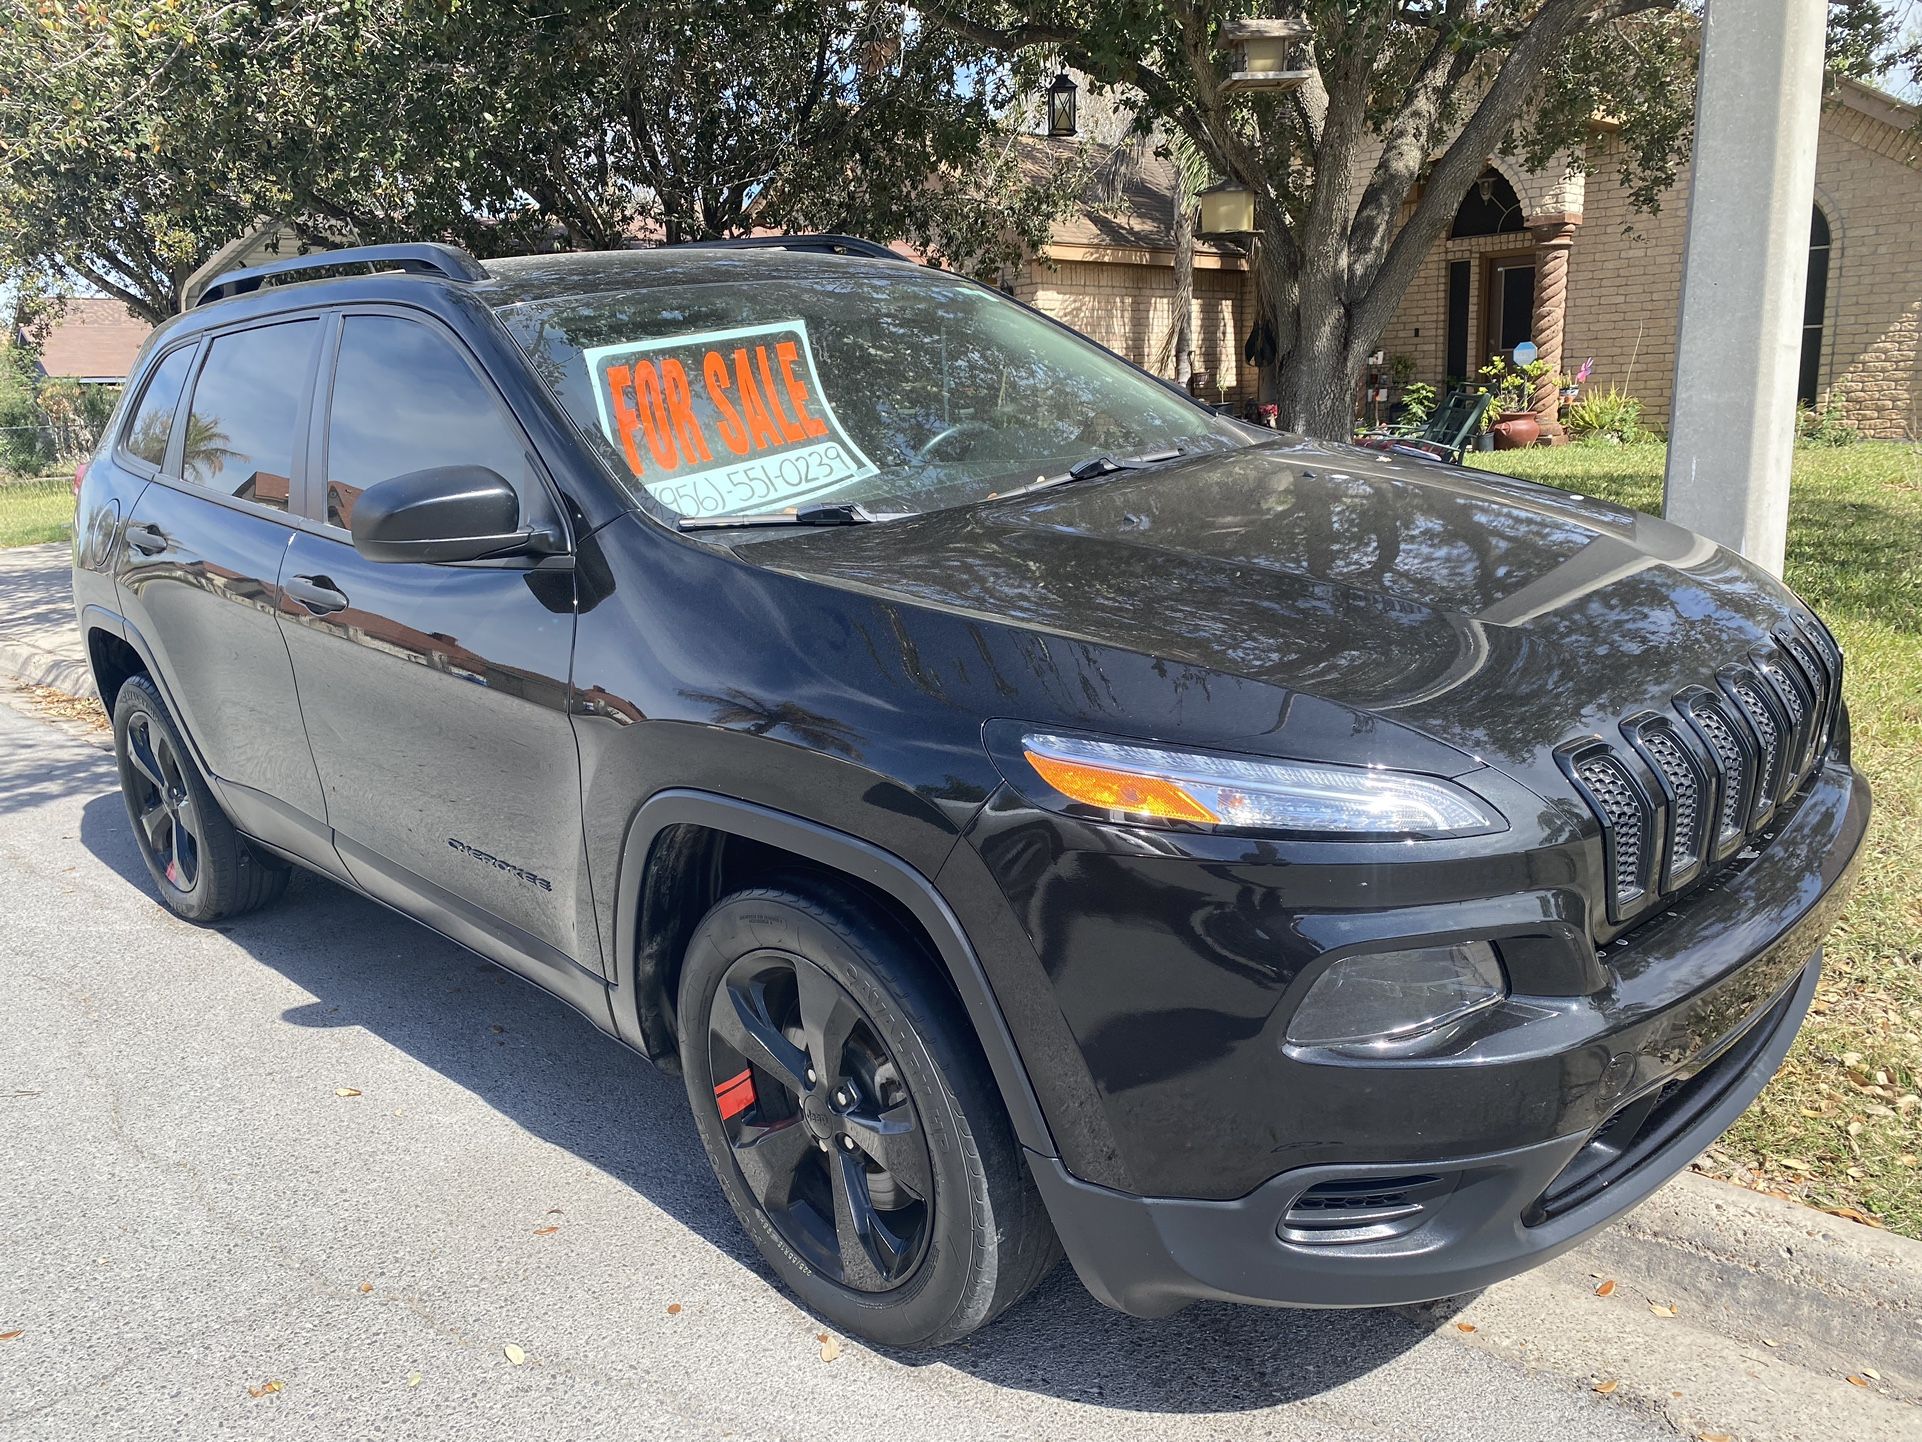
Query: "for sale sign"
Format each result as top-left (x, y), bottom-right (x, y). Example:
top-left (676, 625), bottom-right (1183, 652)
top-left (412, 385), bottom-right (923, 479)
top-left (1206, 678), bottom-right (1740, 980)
top-left (583, 319), bottom-right (878, 517)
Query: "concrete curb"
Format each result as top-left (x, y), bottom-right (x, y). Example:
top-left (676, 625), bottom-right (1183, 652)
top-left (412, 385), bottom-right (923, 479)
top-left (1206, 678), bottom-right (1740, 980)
top-left (1597, 1170), bottom-right (1922, 1392)
top-left (0, 629), bottom-right (95, 700)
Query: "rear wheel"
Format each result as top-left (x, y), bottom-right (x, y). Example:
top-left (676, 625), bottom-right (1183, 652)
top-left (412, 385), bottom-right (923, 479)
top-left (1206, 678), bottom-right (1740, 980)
top-left (678, 882), bottom-right (1057, 1347)
top-left (112, 676), bottom-right (288, 923)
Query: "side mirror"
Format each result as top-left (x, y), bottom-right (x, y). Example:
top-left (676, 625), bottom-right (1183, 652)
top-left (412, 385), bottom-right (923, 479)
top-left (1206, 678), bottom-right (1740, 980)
top-left (348, 465), bottom-right (553, 564)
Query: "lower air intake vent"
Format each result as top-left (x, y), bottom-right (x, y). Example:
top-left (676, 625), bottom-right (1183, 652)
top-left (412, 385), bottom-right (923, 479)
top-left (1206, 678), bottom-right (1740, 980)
top-left (1280, 1172), bottom-right (1457, 1245)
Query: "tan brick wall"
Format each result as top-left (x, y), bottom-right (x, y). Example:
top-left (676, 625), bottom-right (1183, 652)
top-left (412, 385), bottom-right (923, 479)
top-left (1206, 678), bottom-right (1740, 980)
top-left (1018, 258), bottom-right (1257, 403)
top-left (1378, 104), bottom-right (1922, 439)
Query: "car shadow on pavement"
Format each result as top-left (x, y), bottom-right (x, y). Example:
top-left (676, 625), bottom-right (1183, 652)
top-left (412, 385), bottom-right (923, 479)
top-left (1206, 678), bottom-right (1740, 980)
top-left (79, 790), bottom-right (1450, 1412)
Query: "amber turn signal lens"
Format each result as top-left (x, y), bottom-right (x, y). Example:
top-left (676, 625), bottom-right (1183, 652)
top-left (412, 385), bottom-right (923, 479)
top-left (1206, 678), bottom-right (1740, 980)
top-left (1023, 749), bottom-right (1218, 823)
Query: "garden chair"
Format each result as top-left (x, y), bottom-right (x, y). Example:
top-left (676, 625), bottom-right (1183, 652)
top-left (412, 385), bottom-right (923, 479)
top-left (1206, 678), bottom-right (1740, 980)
top-left (1354, 388), bottom-right (1490, 465)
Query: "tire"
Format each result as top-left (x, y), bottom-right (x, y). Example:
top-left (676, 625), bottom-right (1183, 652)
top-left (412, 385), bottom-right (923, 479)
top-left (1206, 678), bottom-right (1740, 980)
top-left (111, 675), bottom-right (289, 923)
top-left (678, 881), bottom-right (1058, 1347)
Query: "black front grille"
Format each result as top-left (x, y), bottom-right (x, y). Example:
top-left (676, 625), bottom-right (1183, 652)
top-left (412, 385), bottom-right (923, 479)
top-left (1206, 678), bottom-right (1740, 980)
top-left (1560, 621), bottom-right (1840, 930)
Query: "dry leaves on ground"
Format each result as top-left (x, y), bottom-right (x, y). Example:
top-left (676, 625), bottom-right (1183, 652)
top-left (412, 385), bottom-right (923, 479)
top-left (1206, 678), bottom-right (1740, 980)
top-left (817, 1332), bottom-right (841, 1363)
top-left (503, 1343), bottom-right (526, 1366)
top-left (1649, 1302), bottom-right (1679, 1317)
top-left (246, 1380), bottom-right (285, 1398)
top-left (1593, 1279), bottom-right (1617, 1296)
top-left (1454, 1322), bottom-right (1476, 1333)
top-left (0, 1330), bottom-right (22, 1342)
top-left (532, 1225), bottom-right (559, 1237)
top-left (666, 1303), bottom-right (682, 1316)
top-left (1593, 1379), bottom-right (1619, 1395)
top-left (335, 1087), bottom-right (362, 1098)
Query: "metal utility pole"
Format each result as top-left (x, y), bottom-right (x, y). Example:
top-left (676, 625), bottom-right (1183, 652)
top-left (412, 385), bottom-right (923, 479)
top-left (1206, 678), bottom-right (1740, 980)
top-left (1663, 0), bottom-right (1827, 577)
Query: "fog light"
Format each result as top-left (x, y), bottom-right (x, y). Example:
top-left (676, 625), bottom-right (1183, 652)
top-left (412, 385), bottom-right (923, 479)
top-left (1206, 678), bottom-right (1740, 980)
top-left (1286, 942), bottom-right (1505, 1048)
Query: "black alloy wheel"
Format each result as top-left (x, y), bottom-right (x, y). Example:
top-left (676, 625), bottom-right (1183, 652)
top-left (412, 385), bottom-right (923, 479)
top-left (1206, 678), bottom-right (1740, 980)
top-left (678, 884), bottom-right (1059, 1347)
top-left (123, 709), bottom-right (200, 894)
top-left (706, 950), bottom-right (934, 1291)
top-left (111, 675), bottom-right (289, 923)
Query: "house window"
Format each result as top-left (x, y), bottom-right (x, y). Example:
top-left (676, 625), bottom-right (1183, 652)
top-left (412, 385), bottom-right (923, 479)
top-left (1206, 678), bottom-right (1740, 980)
top-left (1450, 170), bottom-right (1525, 239)
top-left (1798, 205), bottom-right (1830, 407)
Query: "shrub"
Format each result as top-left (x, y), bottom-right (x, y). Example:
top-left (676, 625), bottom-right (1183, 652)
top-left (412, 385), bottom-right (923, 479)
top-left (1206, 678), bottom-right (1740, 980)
top-left (1564, 385), bottom-right (1648, 445)
top-left (1399, 380), bottom-right (1436, 427)
top-left (0, 359), bottom-right (50, 476)
top-left (1796, 396), bottom-right (1861, 447)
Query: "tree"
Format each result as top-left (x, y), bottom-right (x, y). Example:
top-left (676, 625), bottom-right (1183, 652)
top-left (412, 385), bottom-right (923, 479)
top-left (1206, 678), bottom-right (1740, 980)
top-left (0, 2), bottom-right (1075, 321)
top-left (925, 1), bottom-right (1922, 438)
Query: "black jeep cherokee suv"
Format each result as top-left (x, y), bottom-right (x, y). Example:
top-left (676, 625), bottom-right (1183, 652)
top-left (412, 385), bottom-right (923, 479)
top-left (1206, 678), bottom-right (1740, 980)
top-left (72, 238), bottom-right (1869, 1347)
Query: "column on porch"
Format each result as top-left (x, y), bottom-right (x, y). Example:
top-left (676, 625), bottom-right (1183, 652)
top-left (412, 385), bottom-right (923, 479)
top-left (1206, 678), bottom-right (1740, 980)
top-left (1526, 216), bottom-right (1582, 441)
top-left (1521, 157), bottom-right (1586, 442)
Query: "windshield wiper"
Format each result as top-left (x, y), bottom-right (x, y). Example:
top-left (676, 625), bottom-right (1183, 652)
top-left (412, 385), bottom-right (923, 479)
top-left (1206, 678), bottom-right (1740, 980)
top-left (677, 502), bottom-right (913, 532)
top-left (995, 447), bottom-right (1186, 502)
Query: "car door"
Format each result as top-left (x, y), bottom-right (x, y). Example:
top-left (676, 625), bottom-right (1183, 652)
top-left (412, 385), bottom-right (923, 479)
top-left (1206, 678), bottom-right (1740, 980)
top-left (276, 308), bottom-right (589, 979)
top-left (114, 318), bottom-right (336, 868)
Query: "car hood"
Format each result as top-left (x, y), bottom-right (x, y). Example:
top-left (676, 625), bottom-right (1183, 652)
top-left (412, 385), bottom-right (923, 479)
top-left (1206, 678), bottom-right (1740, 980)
top-left (737, 439), bottom-right (1816, 776)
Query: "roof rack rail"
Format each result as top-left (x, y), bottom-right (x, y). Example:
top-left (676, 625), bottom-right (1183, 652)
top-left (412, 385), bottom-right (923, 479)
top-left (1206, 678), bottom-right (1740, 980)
top-left (671, 234), bottom-right (911, 263)
top-left (192, 242), bottom-right (489, 308)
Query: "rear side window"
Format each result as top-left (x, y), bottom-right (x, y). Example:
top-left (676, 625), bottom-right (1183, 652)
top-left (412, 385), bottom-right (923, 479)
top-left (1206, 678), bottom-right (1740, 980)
top-left (181, 320), bottom-right (319, 512)
top-left (121, 345), bottom-right (197, 469)
top-left (323, 315), bottom-right (526, 529)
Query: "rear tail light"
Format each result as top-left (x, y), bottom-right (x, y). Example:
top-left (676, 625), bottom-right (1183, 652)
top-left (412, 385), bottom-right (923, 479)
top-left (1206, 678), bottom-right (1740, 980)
top-left (72, 460), bottom-right (89, 495)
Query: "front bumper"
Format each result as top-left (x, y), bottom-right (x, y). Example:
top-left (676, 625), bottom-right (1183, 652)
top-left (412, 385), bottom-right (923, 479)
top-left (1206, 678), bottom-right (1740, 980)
top-left (1020, 761), bottom-right (1867, 1316)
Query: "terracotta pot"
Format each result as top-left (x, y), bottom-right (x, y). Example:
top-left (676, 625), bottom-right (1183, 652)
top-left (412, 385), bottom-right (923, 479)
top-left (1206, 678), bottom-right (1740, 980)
top-left (1491, 410), bottom-right (1541, 450)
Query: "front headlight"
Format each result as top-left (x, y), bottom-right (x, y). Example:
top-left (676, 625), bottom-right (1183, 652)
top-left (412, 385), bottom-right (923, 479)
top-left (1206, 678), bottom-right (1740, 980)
top-left (1010, 731), bottom-right (1503, 838)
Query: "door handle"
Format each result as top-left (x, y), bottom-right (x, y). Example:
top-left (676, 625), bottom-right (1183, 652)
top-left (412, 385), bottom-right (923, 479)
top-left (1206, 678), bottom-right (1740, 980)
top-left (125, 521), bottom-right (169, 556)
top-left (286, 574), bottom-right (349, 616)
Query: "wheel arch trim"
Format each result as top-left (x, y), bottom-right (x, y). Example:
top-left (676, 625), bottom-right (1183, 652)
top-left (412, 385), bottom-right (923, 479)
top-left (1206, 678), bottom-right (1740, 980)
top-left (611, 789), bottom-right (1056, 1158)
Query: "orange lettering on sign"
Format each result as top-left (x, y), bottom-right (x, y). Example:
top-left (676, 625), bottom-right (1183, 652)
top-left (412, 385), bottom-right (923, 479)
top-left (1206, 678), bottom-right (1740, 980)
top-left (605, 363), bottom-right (647, 475)
top-left (756, 345), bottom-right (807, 444)
top-left (660, 358), bottom-right (713, 466)
top-left (776, 340), bottom-right (830, 439)
top-left (631, 360), bottom-right (678, 470)
top-left (703, 351), bottom-right (749, 455)
top-left (732, 348), bottom-right (782, 451)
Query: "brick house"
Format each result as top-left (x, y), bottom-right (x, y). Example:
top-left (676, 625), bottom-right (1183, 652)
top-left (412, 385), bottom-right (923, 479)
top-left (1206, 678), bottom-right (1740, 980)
top-left (1001, 141), bottom-right (1260, 408)
top-left (25, 296), bottom-right (152, 385)
top-left (1012, 78), bottom-right (1922, 440)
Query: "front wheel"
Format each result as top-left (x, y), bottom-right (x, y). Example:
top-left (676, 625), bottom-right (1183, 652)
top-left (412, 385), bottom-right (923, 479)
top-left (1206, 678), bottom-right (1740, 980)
top-left (678, 882), bottom-right (1057, 1347)
top-left (112, 675), bottom-right (289, 923)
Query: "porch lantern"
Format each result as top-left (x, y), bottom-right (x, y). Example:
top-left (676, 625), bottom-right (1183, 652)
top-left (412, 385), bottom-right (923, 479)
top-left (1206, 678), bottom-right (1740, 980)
top-left (1045, 72), bottom-right (1078, 138)
top-left (1197, 179), bottom-right (1257, 238)
top-left (1219, 17), bottom-right (1312, 94)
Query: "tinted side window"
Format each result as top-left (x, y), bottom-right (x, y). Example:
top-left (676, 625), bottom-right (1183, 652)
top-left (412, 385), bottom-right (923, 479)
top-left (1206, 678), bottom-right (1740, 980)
top-left (182, 320), bottom-right (319, 512)
top-left (122, 345), bottom-right (197, 468)
top-left (325, 315), bottom-right (526, 529)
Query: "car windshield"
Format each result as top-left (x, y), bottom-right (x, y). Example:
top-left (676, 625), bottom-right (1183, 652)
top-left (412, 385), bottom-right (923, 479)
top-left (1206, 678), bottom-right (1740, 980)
top-left (496, 258), bottom-right (1247, 522)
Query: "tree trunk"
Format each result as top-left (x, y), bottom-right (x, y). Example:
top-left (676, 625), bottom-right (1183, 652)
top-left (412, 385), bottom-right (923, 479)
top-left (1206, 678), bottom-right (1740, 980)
top-left (1172, 199), bottom-right (1195, 388)
top-left (1272, 242), bottom-right (1358, 438)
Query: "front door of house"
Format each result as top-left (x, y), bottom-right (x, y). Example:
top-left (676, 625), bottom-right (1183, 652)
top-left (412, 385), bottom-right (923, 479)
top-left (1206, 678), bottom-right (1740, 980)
top-left (1481, 256), bottom-right (1537, 368)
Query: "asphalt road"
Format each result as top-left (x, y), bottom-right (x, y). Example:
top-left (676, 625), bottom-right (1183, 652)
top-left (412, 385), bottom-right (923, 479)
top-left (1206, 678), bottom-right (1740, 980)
top-left (0, 693), bottom-right (1683, 1442)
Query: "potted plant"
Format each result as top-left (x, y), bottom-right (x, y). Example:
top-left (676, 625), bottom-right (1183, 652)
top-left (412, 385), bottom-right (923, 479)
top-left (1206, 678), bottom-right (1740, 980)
top-left (1479, 355), bottom-right (1552, 449)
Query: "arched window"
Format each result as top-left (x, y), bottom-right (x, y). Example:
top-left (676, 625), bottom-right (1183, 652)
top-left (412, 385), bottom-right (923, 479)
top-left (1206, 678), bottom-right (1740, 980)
top-left (1798, 205), bottom-right (1831, 406)
top-left (1450, 170), bottom-right (1526, 239)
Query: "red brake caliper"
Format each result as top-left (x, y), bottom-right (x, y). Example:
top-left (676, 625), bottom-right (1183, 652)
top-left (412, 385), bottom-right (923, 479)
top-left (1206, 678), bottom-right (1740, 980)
top-left (714, 1067), bottom-right (757, 1121)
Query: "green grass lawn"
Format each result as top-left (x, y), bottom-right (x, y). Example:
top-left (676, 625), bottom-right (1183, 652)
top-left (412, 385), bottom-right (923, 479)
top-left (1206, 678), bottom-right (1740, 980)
top-left (0, 475), bottom-right (75, 548)
top-left (1471, 441), bottom-right (1922, 1235)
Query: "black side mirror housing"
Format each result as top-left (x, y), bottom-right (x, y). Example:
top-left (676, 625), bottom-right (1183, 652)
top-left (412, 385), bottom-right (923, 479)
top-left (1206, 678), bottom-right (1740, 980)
top-left (348, 466), bottom-right (553, 564)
